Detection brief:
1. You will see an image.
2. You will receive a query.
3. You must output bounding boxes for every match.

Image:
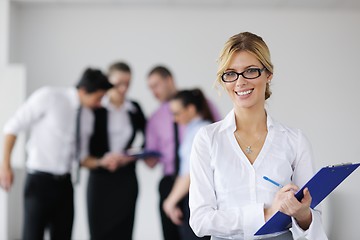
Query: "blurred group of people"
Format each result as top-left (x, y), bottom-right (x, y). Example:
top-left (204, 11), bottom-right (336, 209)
top-left (1, 31), bottom-right (329, 240)
top-left (0, 62), bottom-right (220, 240)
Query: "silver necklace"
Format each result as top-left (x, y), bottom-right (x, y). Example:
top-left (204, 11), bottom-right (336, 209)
top-left (234, 131), bottom-right (264, 155)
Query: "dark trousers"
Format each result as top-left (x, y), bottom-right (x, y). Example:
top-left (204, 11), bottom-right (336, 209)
top-left (87, 167), bottom-right (138, 240)
top-left (159, 176), bottom-right (181, 240)
top-left (22, 172), bottom-right (74, 240)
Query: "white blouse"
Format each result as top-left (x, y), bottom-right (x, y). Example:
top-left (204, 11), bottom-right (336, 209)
top-left (189, 110), bottom-right (328, 240)
top-left (101, 96), bottom-right (133, 153)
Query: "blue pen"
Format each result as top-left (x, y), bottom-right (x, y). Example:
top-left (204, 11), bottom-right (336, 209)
top-left (263, 176), bottom-right (284, 188)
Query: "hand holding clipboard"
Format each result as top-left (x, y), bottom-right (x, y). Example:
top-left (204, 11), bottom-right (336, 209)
top-left (255, 162), bottom-right (360, 236)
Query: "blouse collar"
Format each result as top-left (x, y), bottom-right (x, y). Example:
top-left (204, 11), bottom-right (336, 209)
top-left (219, 109), bottom-right (285, 133)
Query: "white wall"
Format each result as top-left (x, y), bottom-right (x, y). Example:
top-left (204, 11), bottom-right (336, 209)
top-left (0, 2), bottom-right (10, 239)
top-left (0, 65), bottom-right (26, 240)
top-left (7, 3), bottom-right (360, 240)
top-left (0, 0), bottom-right (9, 66)
top-left (1, 1), bottom-right (27, 239)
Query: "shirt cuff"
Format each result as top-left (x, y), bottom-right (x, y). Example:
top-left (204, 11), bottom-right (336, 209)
top-left (291, 208), bottom-right (328, 240)
top-left (3, 119), bottom-right (20, 135)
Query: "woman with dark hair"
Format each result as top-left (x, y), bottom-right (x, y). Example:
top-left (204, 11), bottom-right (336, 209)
top-left (82, 62), bottom-right (146, 240)
top-left (163, 88), bottom-right (212, 240)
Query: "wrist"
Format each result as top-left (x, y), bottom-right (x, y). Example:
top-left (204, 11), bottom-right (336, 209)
top-left (295, 208), bottom-right (312, 222)
top-left (264, 207), bottom-right (276, 221)
top-left (167, 194), bottom-right (179, 206)
top-left (295, 208), bottom-right (312, 230)
top-left (163, 201), bottom-right (176, 216)
top-left (95, 159), bottom-right (102, 168)
top-left (164, 197), bottom-right (175, 208)
top-left (0, 161), bottom-right (11, 169)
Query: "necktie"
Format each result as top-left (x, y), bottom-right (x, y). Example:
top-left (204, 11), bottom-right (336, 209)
top-left (173, 122), bottom-right (180, 176)
top-left (73, 106), bottom-right (82, 184)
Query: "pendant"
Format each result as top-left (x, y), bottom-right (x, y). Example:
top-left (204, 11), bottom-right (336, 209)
top-left (245, 146), bottom-right (253, 154)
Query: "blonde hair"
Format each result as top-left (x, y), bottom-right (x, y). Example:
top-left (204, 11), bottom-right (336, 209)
top-left (217, 32), bottom-right (274, 100)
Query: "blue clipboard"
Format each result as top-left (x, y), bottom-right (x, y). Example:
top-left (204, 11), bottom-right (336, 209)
top-left (255, 162), bottom-right (360, 236)
top-left (126, 150), bottom-right (162, 160)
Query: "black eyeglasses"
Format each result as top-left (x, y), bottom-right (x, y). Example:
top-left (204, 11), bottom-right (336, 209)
top-left (221, 68), bottom-right (266, 83)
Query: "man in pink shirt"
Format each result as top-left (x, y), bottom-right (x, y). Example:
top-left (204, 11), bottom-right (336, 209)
top-left (145, 66), bottom-right (221, 240)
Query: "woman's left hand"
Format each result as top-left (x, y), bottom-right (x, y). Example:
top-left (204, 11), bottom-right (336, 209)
top-left (266, 184), bottom-right (312, 230)
top-left (163, 198), bottom-right (183, 225)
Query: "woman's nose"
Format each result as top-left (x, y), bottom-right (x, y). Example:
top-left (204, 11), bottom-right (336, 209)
top-left (236, 75), bottom-right (248, 87)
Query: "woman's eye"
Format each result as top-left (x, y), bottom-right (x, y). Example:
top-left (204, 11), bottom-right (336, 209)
top-left (246, 68), bottom-right (259, 73)
top-left (225, 72), bottom-right (237, 77)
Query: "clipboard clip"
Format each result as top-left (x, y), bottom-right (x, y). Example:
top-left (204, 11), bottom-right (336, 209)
top-left (327, 162), bottom-right (353, 168)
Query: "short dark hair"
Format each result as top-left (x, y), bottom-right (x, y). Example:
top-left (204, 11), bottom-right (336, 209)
top-left (76, 68), bottom-right (113, 93)
top-left (148, 65), bottom-right (172, 78)
top-left (108, 62), bottom-right (131, 74)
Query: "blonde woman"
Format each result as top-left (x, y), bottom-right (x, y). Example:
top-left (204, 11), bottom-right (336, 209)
top-left (189, 32), bottom-right (328, 240)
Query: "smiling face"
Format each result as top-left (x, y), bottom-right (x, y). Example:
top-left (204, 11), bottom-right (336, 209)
top-left (223, 51), bottom-right (272, 110)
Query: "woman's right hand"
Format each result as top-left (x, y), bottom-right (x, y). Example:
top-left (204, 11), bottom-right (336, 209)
top-left (163, 198), bottom-right (183, 225)
top-left (265, 184), bottom-right (299, 221)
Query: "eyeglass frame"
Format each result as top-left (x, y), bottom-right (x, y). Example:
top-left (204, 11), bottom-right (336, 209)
top-left (221, 67), bottom-right (267, 83)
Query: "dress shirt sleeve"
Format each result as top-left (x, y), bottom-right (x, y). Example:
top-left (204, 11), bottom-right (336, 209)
top-left (189, 128), bottom-right (265, 239)
top-left (290, 130), bottom-right (328, 240)
top-left (291, 208), bottom-right (328, 240)
top-left (3, 87), bottom-right (50, 135)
